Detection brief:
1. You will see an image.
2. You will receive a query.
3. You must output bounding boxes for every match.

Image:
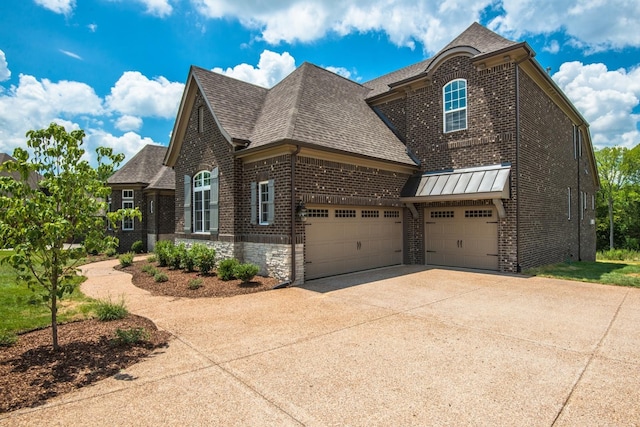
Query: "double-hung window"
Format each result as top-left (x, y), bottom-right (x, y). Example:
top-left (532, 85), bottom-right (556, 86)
top-left (251, 180), bottom-right (274, 226)
top-left (443, 79), bottom-right (467, 133)
top-left (259, 181), bottom-right (270, 225)
top-left (122, 189), bottom-right (134, 231)
top-left (193, 171), bottom-right (211, 233)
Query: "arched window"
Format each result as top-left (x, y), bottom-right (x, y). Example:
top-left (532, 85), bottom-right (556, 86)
top-left (443, 79), bottom-right (467, 132)
top-left (193, 171), bottom-right (211, 233)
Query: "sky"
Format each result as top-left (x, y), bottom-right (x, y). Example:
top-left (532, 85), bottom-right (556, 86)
top-left (0, 0), bottom-right (639, 164)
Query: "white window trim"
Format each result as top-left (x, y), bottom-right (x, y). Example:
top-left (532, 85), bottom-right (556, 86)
top-left (193, 171), bottom-right (211, 234)
top-left (443, 78), bottom-right (468, 133)
top-left (259, 180), bottom-right (269, 225)
top-left (122, 189), bottom-right (134, 231)
top-left (567, 187), bottom-right (571, 221)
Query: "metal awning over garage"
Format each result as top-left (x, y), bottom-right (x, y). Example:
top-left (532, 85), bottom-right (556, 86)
top-left (400, 163), bottom-right (511, 217)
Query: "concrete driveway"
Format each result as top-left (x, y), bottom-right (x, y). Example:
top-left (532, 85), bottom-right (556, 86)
top-left (3, 261), bottom-right (640, 426)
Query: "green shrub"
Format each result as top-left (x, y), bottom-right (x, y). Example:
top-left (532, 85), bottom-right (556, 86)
top-left (0, 330), bottom-right (17, 347)
top-left (597, 249), bottom-right (640, 261)
top-left (187, 278), bottom-right (203, 290)
top-left (234, 263), bottom-right (260, 283)
top-left (154, 272), bottom-right (169, 283)
top-left (95, 297), bottom-right (128, 321)
top-left (181, 248), bottom-right (197, 272)
top-left (131, 240), bottom-right (144, 254)
top-left (147, 254), bottom-right (157, 263)
top-left (155, 240), bottom-right (174, 267)
top-left (169, 243), bottom-right (187, 270)
top-left (111, 327), bottom-right (150, 346)
top-left (118, 252), bottom-right (134, 267)
top-left (141, 264), bottom-right (158, 276)
top-left (218, 258), bottom-right (240, 281)
top-left (105, 247), bottom-right (117, 257)
top-left (192, 244), bottom-right (216, 275)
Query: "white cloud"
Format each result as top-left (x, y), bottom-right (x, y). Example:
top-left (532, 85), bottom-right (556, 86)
top-left (212, 50), bottom-right (296, 88)
top-left (114, 115), bottom-right (143, 132)
top-left (105, 71), bottom-right (184, 118)
top-left (553, 61), bottom-right (640, 149)
top-left (490, 0), bottom-right (640, 53)
top-left (34, 0), bottom-right (75, 15)
top-left (60, 49), bottom-right (82, 60)
top-left (106, 0), bottom-right (173, 17)
top-left (325, 66), bottom-right (352, 79)
top-left (0, 50), bottom-right (10, 82)
top-left (88, 23), bottom-right (98, 32)
top-left (86, 130), bottom-right (159, 162)
top-left (542, 40), bottom-right (560, 54)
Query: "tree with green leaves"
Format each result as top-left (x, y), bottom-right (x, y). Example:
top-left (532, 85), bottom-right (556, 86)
top-left (595, 144), bottom-right (640, 250)
top-left (0, 123), bottom-right (141, 350)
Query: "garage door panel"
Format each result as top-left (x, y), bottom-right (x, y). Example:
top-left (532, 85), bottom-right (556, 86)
top-left (305, 207), bottom-right (403, 280)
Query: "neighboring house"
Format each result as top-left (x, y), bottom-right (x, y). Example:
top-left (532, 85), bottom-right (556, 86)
top-left (0, 152), bottom-right (42, 190)
top-left (164, 22), bottom-right (598, 284)
top-left (108, 145), bottom-right (175, 252)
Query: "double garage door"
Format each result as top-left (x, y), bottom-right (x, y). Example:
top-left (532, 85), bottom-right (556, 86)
top-left (305, 206), bottom-right (403, 280)
top-left (425, 206), bottom-right (499, 270)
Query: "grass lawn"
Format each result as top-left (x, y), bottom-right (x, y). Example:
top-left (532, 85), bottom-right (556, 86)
top-left (0, 250), bottom-right (95, 335)
top-left (525, 260), bottom-right (640, 288)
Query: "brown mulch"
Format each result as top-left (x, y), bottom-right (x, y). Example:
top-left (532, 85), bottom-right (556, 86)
top-left (118, 260), bottom-right (281, 298)
top-left (0, 315), bottom-right (170, 413)
top-left (0, 259), bottom-right (280, 414)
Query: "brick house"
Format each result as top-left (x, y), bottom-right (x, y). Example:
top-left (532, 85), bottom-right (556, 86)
top-left (108, 145), bottom-right (175, 252)
top-left (164, 22), bottom-right (598, 284)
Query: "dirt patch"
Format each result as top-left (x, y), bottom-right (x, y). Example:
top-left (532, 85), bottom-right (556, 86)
top-left (118, 261), bottom-right (281, 298)
top-left (0, 315), bottom-right (170, 413)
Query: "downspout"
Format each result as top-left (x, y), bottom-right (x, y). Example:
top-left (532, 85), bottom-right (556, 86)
top-left (514, 53), bottom-right (533, 273)
top-left (290, 145), bottom-right (301, 285)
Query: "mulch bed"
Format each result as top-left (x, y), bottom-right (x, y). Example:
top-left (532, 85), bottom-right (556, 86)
top-left (118, 260), bottom-right (281, 298)
top-left (1, 259), bottom-right (279, 414)
top-left (0, 315), bottom-right (170, 413)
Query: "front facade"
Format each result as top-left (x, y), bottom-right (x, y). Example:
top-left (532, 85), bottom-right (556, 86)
top-left (165, 23), bottom-right (598, 284)
top-left (108, 145), bottom-right (175, 252)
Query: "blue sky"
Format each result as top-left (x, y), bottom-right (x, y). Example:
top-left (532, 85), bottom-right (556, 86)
top-left (1, 0), bottom-right (639, 163)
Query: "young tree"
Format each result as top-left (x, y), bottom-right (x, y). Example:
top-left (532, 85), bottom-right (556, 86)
top-left (0, 123), bottom-right (141, 350)
top-left (595, 145), bottom-right (640, 250)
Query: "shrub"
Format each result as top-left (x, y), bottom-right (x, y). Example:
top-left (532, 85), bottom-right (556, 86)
top-left (234, 263), bottom-right (260, 284)
top-left (95, 297), bottom-right (128, 321)
top-left (147, 254), bottom-right (157, 263)
top-left (131, 240), bottom-right (144, 254)
top-left (169, 243), bottom-right (187, 270)
top-left (218, 258), bottom-right (240, 281)
top-left (141, 264), bottom-right (158, 276)
top-left (187, 278), bottom-right (203, 290)
top-left (154, 272), bottom-right (169, 283)
top-left (0, 330), bottom-right (17, 347)
top-left (111, 327), bottom-right (149, 346)
top-left (118, 252), bottom-right (134, 267)
top-left (597, 249), bottom-right (640, 262)
top-left (155, 240), bottom-right (174, 267)
top-left (181, 248), bottom-right (197, 272)
top-left (105, 247), bottom-right (117, 257)
top-left (192, 244), bottom-right (216, 275)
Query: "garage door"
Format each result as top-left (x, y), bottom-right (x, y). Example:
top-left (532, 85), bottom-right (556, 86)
top-left (305, 206), bottom-right (403, 280)
top-left (425, 206), bottom-right (498, 270)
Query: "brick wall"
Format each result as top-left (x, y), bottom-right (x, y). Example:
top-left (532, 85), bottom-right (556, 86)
top-left (109, 186), bottom-right (146, 253)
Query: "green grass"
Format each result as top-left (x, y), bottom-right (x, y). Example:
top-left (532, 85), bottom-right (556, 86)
top-left (0, 250), bottom-right (95, 335)
top-left (525, 260), bottom-right (640, 288)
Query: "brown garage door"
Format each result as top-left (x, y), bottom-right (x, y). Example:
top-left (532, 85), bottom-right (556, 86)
top-left (425, 206), bottom-right (498, 270)
top-left (305, 206), bottom-right (403, 280)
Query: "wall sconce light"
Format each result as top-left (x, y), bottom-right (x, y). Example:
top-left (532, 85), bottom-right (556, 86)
top-left (296, 201), bottom-right (307, 222)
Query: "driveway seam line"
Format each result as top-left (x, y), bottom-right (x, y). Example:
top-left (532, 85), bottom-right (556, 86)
top-left (550, 289), bottom-right (630, 426)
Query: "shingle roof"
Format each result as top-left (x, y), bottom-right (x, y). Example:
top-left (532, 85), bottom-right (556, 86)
top-left (108, 145), bottom-right (175, 190)
top-left (364, 22), bottom-right (519, 98)
top-left (0, 152), bottom-right (42, 190)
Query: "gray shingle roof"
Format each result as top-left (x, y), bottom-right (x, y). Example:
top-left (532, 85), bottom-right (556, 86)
top-left (108, 145), bottom-right (175, 190)
top-left (0, 152), bottom-right (42, 190)
top-left (364, 22), bottom-right (519, 98)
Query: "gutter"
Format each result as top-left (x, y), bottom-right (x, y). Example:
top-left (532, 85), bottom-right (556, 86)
top-left (290, 145), bottom-right (301, 286)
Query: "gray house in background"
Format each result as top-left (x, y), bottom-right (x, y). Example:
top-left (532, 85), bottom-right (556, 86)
top-left (0, 152), bottom-right (42, 190)
top-left (107, 145), bottom-right (175, 252)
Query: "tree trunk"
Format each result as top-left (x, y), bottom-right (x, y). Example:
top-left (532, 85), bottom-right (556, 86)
top-left (51, 290), bottom-right (58, 350)
top-left (608, 195), bottom-right (615, 250)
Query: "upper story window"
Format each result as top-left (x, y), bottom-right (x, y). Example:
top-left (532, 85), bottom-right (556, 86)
top-left (122, 189), bottom-right (134, 231)
top-left (259, 181), bottom-right (270, 225)
top-left (443, 79), bottom-right (467, 133)
top-left (193, 171), bottom-right (211, 233)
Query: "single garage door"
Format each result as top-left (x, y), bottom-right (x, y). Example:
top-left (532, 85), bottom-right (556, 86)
top-left (305, 206), bottom-right (403, 280)
top-left (425, 206), bottom-right (498, 270)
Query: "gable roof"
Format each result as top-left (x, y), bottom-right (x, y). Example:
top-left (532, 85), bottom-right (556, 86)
top-left (166, 63), bottom-right (417, 167)
top-left (364, 22), bottom-right (520, 99)
top-left (109, 145), bottom-right (175, 191)
top-left (0, 152), bottom-right (42, 190)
